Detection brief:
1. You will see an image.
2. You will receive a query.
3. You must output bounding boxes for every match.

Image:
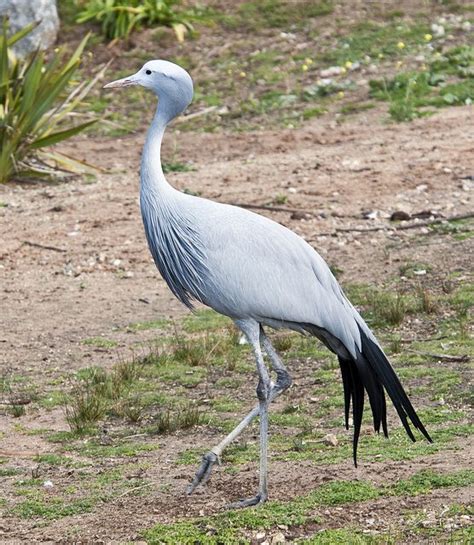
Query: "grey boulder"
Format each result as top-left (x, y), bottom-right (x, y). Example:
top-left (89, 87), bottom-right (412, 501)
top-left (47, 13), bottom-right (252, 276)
top-left (0, 0), bottom-right (59, 56)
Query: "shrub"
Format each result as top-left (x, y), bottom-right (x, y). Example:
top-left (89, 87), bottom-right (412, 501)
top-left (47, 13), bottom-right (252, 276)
top-left (0, 19), bottom-right (98, 184)
top-left (77, 0), bottom-right (201, 41)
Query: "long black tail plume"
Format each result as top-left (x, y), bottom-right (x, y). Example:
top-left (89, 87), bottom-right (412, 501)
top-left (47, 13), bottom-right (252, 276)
top-left (338, 325), bottom-right (432, 466)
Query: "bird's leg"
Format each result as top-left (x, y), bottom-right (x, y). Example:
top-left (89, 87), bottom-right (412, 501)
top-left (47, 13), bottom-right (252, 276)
top-left (227, 319), bottom-right (271, 508)
top-left (187, 327), bottom-right (291, 497)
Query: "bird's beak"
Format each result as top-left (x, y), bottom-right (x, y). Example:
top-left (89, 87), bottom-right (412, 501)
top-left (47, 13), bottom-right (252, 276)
top-left (103, 75), bottom-right (138, 89)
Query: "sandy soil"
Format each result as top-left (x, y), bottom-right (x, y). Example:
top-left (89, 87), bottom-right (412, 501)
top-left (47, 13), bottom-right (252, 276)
top-left (0, 66), bottom-right (473, 545)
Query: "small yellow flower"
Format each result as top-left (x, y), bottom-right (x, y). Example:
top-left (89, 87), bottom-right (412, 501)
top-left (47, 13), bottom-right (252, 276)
top-left (305, 58), bottom-right (313, 65)
top-left (378, 53), bottom-right (384, 59)
top-left (340, 66), bottom-right (347, 74)
top-left (434, 51), bottom-right (442, 58)
top-left (302, 64), bottom-right (309, 72)
top-left (345, 61), bottom-right (353, 69)
top-left (421, 64), bottom-right (427, 71)
top-left (397, 41), bottom-right (405, 49)
top-left (239, 71), bottom-right (246, 78)
top-left (396, 60), bottom-right (403, 69)
top-left (227, 68), bottom-right (233, 75)
top-left (337, 91), bottom-right (345, 98)
top-left (424, 33), bottom-right (432, 41)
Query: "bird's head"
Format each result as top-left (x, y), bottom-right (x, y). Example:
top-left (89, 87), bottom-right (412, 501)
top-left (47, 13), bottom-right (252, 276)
top-left (104, 60), bottom-right (193, 120)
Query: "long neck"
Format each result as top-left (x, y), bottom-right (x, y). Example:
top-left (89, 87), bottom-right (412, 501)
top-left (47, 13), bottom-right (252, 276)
top-left (140, 98), bottom-right (175, 194)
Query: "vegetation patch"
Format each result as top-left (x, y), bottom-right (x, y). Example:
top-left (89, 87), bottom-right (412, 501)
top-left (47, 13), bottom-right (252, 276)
top-left (143, 469), bottom-right (473, 544)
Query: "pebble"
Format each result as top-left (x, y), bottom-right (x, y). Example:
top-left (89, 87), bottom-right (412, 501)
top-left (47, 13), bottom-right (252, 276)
top-left (390, 211), bottom-right (411, 221)
top-left (43, 480), bottom-right (54, 489)
top-left (320, 66), bottom-right (344, 77)
top-left (323, 433), bottom-right (338, 447)
top-left (431, 23), bottom-right (445, 37)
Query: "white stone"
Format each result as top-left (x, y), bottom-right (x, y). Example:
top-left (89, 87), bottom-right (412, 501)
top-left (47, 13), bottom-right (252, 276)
top-left (320, 66), bottom-right (344, 77)
top-left (0, 0), bottom-right (59, 57)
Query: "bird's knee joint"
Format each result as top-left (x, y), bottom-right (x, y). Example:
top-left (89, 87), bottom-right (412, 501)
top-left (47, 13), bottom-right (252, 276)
top-left (276, 370), bottom-right (292, 392)
top-left (256, 378), bottom-right (271, 402)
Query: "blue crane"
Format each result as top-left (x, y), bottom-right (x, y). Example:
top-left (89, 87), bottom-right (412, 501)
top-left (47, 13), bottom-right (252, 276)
top-left (104, 61), bottom-right (432, 508)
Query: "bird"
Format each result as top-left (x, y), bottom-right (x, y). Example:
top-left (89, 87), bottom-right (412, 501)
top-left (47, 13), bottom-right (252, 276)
top-left (104, 60), bottom-right (432, 508)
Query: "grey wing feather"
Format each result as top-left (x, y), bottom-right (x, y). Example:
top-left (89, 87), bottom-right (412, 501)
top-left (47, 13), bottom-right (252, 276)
top-left (183, 196), bottom-right (373, 358)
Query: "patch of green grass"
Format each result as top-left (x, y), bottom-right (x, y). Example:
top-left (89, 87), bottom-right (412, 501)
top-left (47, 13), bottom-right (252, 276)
top-left (127, 318), bottom-right (170, 331)
top-left (64, 360), bottom-right (143, 433)
top-left (302, 106), bottom-right (327, 120)
top-left (0, 467), bottom-right (21, 477)
top-left (12, 497), bottom-right (96, 520)
top-left (182, 309), bottom-right (231, 333)
top-left (162, 161), bottom-right (195, 173)
top-left (389, 468), bottom-right (474, 496)
top-left (344, 284), bottom-right (417, 327)
top-left (370, 45), bottom-right (474, 121)
top-left (144, 469), bottom-right (473, 543)
top-left (339, 101), bottom-right (376, 115)
top-left (68, 440), bottom-right (156, 458)
top-left (218, 0), bottom-right (333, 31)
top-left (33, 454), bottom-right (78, 467)
top-left (37, 390), bottom-right (64, 409)
top-left (298, 529), bottom-right (380, 544)
top-left (146, 403), bottom-right (206, 434)
top-left (82, 337), bottom-right (118, 349)
top-left (320, 21), bottom-right (431, 66)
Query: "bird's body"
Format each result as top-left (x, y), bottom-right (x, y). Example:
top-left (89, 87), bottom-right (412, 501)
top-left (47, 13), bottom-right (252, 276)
top-left (105, 60), bottom-right (432, 507)
top-left (142, 184), bottom-right (365, 354)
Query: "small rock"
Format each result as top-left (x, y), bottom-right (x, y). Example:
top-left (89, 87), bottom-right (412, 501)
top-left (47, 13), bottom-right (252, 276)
top-left (320, 66), bottom-right (344, 77)
top-left (291, 211), bottom-right (312, 220)
top-left (461, 21), bottom-right (471, 32)
top-left (238, 334), bottom-right (248, 345)
top-left (323, 433), bottom-right (338, 447)
top-left (272, 532), bottom-right (286, 544)
top-left (256, 531), bottom-right (266, 540)
top-left (287, 187), bottom-right (297, 194)
top-left (0, 0), bottom-right (59, 57)
top-left (431, 23), bottom-right (445, 37)
top-left (390, 211), bottom-right (411, 221)
top-left (362, 210), bottom-right (378, 220)
top-left (43, 480), bottom-right (54, 489)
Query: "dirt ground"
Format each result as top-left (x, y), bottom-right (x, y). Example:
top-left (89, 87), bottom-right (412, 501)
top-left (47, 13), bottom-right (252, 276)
top-left (1, 1), bottom-right (473, 542)
top-left (1, 105), bottom-right (472, 379)
top-left (1, 101), bottom-right (473, 543)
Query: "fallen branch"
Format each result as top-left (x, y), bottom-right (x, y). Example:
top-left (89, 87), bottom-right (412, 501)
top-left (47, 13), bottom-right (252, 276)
top-left (229, 202), bottom-right (316, 215)
top-left (115, 482), bottom-right (153, 500)
top-left (23, 240), bottom-right (66, 253)
top-left (311, 212), bottom-right (474, 238)
top-left (408, 350), bottom-right (470, 362)
top-left (0, 397), bottom-right (32, 405)
top-left (176, 106), bottom-right (218, 123)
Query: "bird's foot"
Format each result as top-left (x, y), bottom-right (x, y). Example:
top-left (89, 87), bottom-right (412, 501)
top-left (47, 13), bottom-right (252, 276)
top-left (226, 492), bottom-right (267, 510)
top-left (187, 451), bottom-right (220, 495)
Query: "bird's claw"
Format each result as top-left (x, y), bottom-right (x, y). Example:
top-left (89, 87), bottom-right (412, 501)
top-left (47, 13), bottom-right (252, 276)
top-left (226, 493), bottom-right (267, 510)
top-left (187, 451), bottom-right (219, 495)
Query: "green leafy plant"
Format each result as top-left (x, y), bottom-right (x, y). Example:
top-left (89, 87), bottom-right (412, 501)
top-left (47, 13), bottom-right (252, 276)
top-left (0, 19), bottom-right (98, 184)
top-left (77, 0), bottom-right (201, 41)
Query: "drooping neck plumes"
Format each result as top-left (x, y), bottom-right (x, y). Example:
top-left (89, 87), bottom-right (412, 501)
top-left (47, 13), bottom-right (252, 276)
top-left (139, 96), bottom-right (209, 309)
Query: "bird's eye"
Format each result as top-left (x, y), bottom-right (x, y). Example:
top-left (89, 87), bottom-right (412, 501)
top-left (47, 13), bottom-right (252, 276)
top-left (145, 69), bottom-right (152, 75)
